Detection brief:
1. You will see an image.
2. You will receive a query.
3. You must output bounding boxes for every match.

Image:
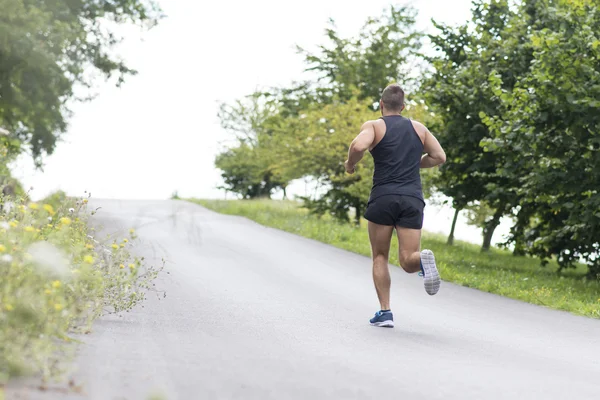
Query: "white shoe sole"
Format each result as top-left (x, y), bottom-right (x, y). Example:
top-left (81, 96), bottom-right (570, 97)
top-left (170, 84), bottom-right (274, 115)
top-left (371, 320), bottom-right (395, 328)
top-left (421, 249), bottom-right (440, 295)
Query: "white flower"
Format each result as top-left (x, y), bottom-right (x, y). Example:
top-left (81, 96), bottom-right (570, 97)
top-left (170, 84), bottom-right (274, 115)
top-left (1, 254), bottom-right (13, 263)
top-left (47, 217), bottom-right (53, 222)
top-left (69, 208), bottom-right (75, 213)
top-left (28, 242), bottom-right (70, 278)
top-left (0, 222), bottom-right (9, 230)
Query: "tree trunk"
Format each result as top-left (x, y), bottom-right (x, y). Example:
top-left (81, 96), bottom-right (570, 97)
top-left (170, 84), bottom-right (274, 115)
top-left (282, 186), bottom-right (287, 200)
top-left (481, 208), bottom-right (504, 252)
top-left (447, 208), bottom-right (460, 245)
top-left (354, 203), bottom-right (363, 227)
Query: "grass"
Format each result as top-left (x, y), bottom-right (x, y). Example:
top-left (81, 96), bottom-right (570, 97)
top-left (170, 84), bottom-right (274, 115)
top-left (0, 191), bottom-right (163, 386)
top-left (190, 198), bottom-right (600, 319)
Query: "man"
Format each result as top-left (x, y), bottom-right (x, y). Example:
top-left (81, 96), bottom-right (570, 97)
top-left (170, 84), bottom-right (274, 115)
top-left (344, 84), bottom-right (446, 328)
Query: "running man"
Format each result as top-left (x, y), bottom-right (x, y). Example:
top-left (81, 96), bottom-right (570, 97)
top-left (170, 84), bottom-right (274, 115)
top-left (344, 84), bottom-right (446, 328)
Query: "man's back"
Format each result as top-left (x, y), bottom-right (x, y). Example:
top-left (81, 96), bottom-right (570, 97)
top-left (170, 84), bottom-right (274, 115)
top-left (369, 115), bottom-right (424, 204)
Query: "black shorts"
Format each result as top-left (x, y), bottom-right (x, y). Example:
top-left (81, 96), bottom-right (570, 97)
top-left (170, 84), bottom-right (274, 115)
top-left (364, 195), bottom-right (425, 229)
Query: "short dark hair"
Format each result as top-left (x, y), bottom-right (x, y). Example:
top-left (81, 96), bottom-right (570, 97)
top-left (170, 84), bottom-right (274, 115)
top-left (381, 84), bottom-right (405, 111)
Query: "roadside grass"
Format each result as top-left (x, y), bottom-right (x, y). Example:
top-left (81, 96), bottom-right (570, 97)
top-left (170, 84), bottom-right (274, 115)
top-left (0, 191), bottom-right (163, 386)
top-left (190, 198), bottom-right (600, 319)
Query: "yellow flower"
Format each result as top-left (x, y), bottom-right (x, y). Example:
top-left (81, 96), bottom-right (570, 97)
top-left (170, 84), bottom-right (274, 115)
top-left (43, 204), bottom-right (55, 215)
top-left (28, 202), bottom-right (39, 210)
top-left (128, 263), bottom-right (136, 270)
top-left (129, 228), bottom-right (135, 234)
top-left (111, 243), bottom-right (119, 250)
top-left (9, 221), bottom-right (18, 228)
top-left (120, 244), bottom-right (125, 248)
top-left (4, 304), bottom-right (14, 311)
top-left (18, 205), bottom-right (26, 212)
top-left (0, 244), bottom-right (5, 253)
top-left (52, 280), bottom-right (61, 288)
top-left (82, 199), bottom-right (88, 204)
top-left (24, 226), bottom-right (35, 232)
top-left (85, 244), bottom-right (94, 249)
top-left (45, 289), bottom-right (52, 295)
top-left (83, 255), bottom-right (94, 264)
top-left (123, 238), bottom-right (129, 243)
top-left (54, 303), bottom-right (64, 311)
top-left (60, 217), bottom-right (72, 226)
top-left (120, 264), bottom-right (125, 269)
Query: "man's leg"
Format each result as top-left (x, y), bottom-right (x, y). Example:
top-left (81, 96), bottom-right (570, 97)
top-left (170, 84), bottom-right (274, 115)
top-left (395, 227), bottom-right (422, 273)
top-left (368, 221), bottom-right (394, 310)
top-left (396, 226), bottom-right (441, 295)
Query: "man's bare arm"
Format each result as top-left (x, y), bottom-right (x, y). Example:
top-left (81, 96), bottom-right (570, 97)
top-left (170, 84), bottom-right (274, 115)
top-left (414, 121), bottom-right (446, 168)
top-left (345, 121), bottom-right (376, 174)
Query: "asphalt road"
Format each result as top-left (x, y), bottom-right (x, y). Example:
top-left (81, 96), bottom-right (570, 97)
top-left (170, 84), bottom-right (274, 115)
top-left (8, 199), bottom-right (600, 400)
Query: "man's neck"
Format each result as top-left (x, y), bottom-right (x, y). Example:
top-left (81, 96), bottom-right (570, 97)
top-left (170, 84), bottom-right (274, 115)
top-left (381, 111), bottom-right (402, 117)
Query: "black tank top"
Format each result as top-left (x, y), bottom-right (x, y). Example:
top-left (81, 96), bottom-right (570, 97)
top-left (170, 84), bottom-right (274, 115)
top-left (368, 115), bottom-right (424, 204)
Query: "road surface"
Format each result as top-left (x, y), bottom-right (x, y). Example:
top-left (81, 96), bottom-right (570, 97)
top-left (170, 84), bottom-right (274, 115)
top-left (8, 199), bottom-right (600, 400)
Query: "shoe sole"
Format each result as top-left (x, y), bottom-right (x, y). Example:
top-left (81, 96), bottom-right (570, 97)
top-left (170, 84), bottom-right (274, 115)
top-left (370, 320), bottom-right (394, 328)
top-left (421, 249), bottom-right (440, 295)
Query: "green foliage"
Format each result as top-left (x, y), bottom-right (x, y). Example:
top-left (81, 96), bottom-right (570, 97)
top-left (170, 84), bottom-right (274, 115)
top-left (480, 0), bottom-right (600, 276)
top-left (0, 0), bottom-right (162, 164)
top-left (0, 194), bottom-right (163, 383)
top-left (297, 5), bottom-right (422, 104)
top-left (192, 199), bottom-right (600, 319)
top-left (425, 0), bottom-right (528, 248)
top-left (215, 94), bottom-right (290, 199)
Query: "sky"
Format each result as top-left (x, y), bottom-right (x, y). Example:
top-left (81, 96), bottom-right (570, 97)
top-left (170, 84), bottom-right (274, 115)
top-left (11, 0), bottom-right (513, 246)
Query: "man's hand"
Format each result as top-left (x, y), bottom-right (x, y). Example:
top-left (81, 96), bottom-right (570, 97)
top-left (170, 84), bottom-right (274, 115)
top-left (344, 160), bottom-right (356, 174)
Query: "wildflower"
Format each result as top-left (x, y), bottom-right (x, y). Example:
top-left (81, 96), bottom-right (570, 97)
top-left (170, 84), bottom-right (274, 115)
top-left (24, 226), bottom-right (35, 232)
top-left (83, 255), bottom-right (94, 264)
top-left (111, 243), bottom-right (119, 250)
top-left (120, 244), bottom-right (125, 248)
top-left (4, 304), bottom-right (14, 311)
top-left (0, 244), bottom-right (5, 253)
top-left (47, 216), bottom-right (53, 222)
top-left (60, 217), bottom-right (72, 225)
top-left (43, 204), bottom-right (55, 215)
top-left (120, 264), bottom-right (125, 269)
top-left (69, 208), bottom-right (75, 213)
top-left (28, 202), bottom-right (39, 210)
top-left (9, 221), bottom-right (18, 228)
top-left (1, 254), bottom-right (13, 263)
top-left (128, 263), bottom-right (135, 270)
top-left (85, 244), bottom-right (94, 250)
top-left (0, 221), bottom-right (9, 230)
top-left (129, 228), bottom-right (135, 234)
top-left (54, 303), bottom-right (64, 311)
top-left (45, 289), bottom-right (52, 294)
top-left (123, 238), bottom-right (129, 243)
top-left (52, 280), bottom-right (61, 288)
top-left (82, 199), bottom-right (88, 204)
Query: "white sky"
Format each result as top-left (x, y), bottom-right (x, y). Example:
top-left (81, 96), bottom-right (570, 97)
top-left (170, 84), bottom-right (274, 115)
top-left (11, 0), bottom-right (513, 246)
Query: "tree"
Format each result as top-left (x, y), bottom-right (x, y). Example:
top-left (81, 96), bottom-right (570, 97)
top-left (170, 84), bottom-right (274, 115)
top-left (215, 94), bottom-right (292, 199)
top-left (0, 0), bottom-right (161, 165)
top-left (481, 0), bottom-right (600, 277)
top-left (297, 5), bottom-right (422, 106)
top-left (425, 0), bottom-right (531, 250)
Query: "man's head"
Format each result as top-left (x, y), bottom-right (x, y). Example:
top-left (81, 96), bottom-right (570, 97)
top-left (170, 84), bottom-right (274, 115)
top-left (380, 84), bottom-right (405, 114)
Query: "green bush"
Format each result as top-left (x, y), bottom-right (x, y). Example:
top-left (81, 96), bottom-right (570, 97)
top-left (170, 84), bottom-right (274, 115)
top-left (0, 194), bottom-right (163, 384)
